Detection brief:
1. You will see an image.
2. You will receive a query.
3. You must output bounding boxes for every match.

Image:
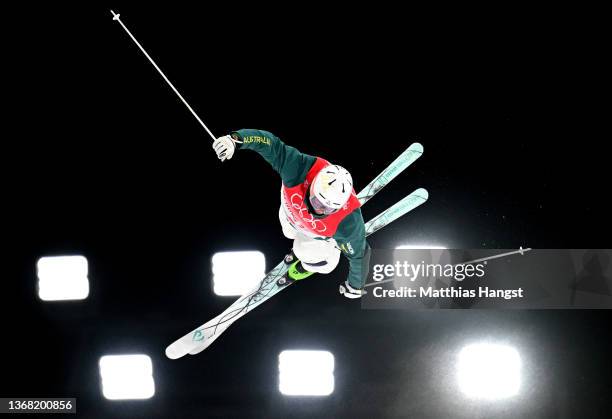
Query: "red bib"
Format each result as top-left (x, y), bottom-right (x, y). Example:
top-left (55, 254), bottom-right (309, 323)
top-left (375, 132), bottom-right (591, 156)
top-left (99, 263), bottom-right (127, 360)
top-left (281, 157), bottom-right (360, 238)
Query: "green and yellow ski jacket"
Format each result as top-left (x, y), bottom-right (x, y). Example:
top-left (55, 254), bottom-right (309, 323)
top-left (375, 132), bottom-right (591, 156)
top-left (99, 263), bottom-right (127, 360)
top-left (232, 129), bottom-right (371, 289)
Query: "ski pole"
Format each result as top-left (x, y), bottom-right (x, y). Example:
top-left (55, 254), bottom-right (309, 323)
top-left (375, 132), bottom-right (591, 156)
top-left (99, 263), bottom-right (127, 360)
top-left (110, 10), bottom-right (217, 141)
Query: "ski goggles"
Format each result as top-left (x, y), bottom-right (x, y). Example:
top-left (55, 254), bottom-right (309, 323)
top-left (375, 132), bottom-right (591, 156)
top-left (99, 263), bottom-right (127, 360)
top-left (309, 193), bottom-right (339, 215)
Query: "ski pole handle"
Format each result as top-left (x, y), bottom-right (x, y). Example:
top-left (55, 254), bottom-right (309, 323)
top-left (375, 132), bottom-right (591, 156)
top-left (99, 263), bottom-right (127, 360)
top-left (110, 10), bottom-right (217, 141)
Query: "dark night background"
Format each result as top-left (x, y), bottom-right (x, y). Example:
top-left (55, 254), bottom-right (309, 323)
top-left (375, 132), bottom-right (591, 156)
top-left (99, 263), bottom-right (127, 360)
top-left (3, 5), bottom-right (610, 419)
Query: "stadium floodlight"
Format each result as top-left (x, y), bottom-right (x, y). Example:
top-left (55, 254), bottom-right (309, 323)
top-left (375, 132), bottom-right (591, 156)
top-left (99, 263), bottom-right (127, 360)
top-left (37, 256), bottom-right (90, 301)
top-left (212, 251), bottom-right (266, 296)
top-left (99, 354), bottom-right (155, 400)
top-left (278, 350), bottom-right (335, 396)
top-left (457, 343), bottom-right (521, 400)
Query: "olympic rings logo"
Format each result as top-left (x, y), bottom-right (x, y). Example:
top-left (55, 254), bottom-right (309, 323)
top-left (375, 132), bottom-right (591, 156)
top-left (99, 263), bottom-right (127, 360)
top-left (290, 193), bottom-right (327, 233)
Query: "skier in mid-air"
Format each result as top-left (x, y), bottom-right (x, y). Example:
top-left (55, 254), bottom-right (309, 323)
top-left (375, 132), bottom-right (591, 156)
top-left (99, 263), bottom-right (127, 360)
top-left (112, 13), bottom-right (428, 358)
top-left (212, 129), bottom-right (370, 299)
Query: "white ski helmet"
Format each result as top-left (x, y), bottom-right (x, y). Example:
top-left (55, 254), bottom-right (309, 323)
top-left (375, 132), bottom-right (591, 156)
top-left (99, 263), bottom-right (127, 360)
top-left (309, 164), bottom-right (353, 215)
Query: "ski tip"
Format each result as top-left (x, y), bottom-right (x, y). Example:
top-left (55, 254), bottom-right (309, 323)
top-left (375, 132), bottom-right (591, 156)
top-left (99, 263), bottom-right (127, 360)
top-left (409, 142), bottom-right (424, 154)
top-left (413, 188), bottom-right (429, 200)
top-left (165, 344), bottom-right (186, 360)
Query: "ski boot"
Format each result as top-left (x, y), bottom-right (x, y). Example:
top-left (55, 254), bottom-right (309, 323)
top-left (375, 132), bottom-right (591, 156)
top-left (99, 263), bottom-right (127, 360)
top-left (277, 252), bottom-right (316, 286)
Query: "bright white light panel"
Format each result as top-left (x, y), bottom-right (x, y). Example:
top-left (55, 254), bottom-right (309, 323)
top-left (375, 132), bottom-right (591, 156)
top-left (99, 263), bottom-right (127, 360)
top-left (278, 350), bottom-right (335, 396)
top-left (99, 354), bottom-right (155, 400)
top-left (212, 251), bottom-right (266, 296)
top-left (37, 255), bottom-right (89, 301)
top-left (457, 343), bottom-right (521, 400)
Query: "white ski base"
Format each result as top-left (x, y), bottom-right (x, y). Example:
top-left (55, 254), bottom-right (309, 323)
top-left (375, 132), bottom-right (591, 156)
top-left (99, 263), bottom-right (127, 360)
top-left (165, 259), bottom-right (291, 359)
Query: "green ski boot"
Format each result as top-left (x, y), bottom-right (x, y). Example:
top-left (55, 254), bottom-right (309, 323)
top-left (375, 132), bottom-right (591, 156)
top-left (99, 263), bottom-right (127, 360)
top-left (287, 260), bottom-right (315, 281)
top-left (277, 255), bottom-right (315, 286)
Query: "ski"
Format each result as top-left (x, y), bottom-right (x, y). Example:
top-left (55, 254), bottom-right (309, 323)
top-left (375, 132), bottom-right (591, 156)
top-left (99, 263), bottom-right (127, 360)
top-left (365, 188), bottom-right (428, 236)
top-left (356, 143), bottom-right (423, 204)
top-left (166, 145), bottom-right (426, 359)
top-left (166, 187), bottom-right (428, 359)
